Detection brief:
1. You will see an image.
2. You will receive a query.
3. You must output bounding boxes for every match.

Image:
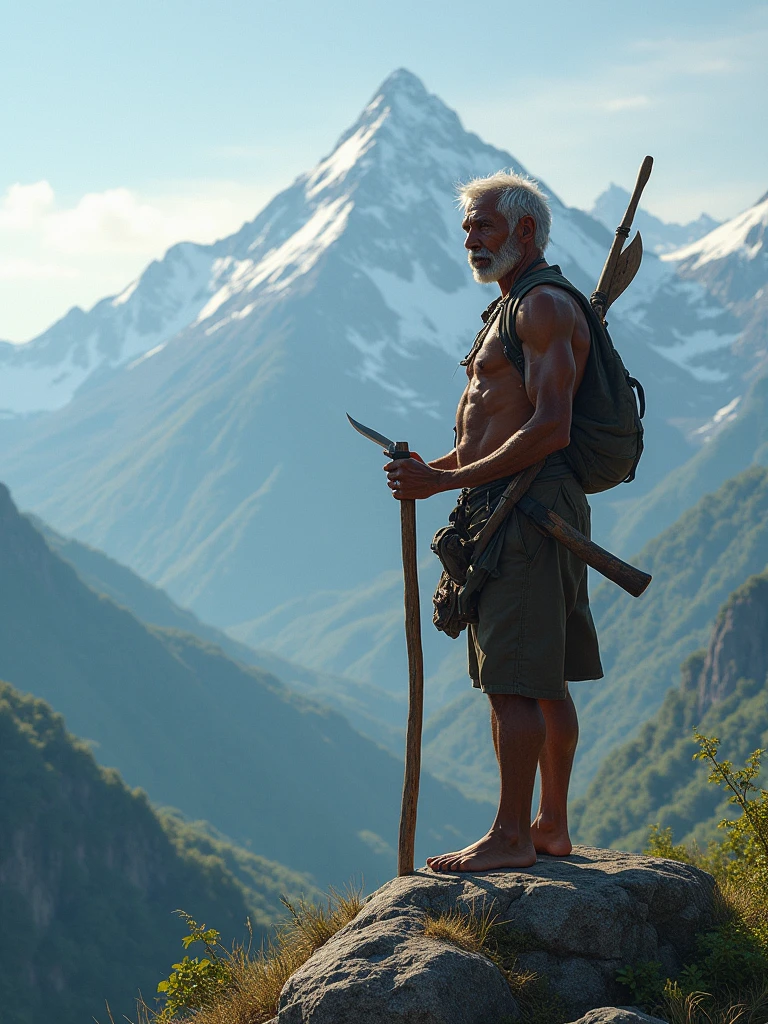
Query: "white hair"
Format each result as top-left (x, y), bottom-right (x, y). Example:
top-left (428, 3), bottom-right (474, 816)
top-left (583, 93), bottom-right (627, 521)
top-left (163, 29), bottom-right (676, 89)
top-left (457, 171), bottom-right (552, 251)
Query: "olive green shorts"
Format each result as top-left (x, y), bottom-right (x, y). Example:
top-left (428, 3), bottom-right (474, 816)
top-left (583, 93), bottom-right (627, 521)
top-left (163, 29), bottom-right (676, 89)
top-left (465, 466), bottom-right (603, 701)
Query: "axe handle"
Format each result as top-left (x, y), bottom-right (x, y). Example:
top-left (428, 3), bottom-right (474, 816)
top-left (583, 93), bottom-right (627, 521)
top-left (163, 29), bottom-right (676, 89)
top-left (594, 155), bottom-right (653, 318)
top-left (393, 444), bottom-right (424, 876)
top-left (517, 494), bottom-right (651, 598)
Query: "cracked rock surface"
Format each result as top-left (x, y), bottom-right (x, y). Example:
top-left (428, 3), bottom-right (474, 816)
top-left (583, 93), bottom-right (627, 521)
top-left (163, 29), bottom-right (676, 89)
top-left (273, 846), bottom-right (713, 1023)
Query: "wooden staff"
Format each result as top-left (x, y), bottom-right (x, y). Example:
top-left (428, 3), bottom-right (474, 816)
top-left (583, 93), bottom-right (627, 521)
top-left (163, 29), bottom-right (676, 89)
top-left (392, 441), bottom-right (424, 876)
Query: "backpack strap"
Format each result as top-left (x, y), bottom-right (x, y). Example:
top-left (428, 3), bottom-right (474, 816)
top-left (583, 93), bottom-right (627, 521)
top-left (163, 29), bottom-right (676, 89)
top-left (499, 266), bottom-right (599, 379)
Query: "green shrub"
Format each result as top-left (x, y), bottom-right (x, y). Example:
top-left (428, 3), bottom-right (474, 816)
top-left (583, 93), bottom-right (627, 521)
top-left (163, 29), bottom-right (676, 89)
top-left (619, 732), bottom-right (768, 1021)
top-left (615, 961), bottom-right (664, 1007)
top-left (155, 914), bottom-right (233, 1021)
top-left (143, 886), bottom-right (364, 1024)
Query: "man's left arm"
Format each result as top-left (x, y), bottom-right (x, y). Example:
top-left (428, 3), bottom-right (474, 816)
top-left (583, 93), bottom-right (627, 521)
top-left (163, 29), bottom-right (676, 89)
top-left (387, 289), bottom-right (577, 498)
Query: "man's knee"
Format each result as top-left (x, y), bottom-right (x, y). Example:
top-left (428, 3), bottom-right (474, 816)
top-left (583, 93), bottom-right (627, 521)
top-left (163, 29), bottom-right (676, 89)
top-left (488, 692), bottom-right (539, 717)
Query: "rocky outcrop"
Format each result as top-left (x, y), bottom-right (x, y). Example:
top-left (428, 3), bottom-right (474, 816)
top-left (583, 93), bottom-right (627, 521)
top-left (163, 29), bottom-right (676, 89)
top-left (273, 847), bottom-right (714, 1023)
top-left (695, 571), bottom-right (768, 714)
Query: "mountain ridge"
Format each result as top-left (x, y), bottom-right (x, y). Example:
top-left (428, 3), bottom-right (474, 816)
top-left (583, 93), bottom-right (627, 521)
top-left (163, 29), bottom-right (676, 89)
top-left (590, 183), bottom-right (720, 254)
top-left (0, 69), bottom-right (738, 629)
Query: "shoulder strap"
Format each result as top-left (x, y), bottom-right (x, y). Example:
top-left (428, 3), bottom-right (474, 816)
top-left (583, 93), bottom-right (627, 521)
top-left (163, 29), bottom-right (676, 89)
top-left (500, 266), bottom-right (598, 376)
top-left (470, 460), bottom-right (545, 558)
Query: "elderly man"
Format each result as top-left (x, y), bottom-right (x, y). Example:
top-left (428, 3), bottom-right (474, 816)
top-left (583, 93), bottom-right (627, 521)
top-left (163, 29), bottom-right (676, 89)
top-left (384, 171), bottom-right (603, 872)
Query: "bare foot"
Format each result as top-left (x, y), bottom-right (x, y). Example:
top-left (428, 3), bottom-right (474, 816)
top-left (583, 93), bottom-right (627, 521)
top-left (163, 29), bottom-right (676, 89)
top-left (426, 828), bottom-right (537, 873)
top-left (530, 814), bottom-right (572, 857)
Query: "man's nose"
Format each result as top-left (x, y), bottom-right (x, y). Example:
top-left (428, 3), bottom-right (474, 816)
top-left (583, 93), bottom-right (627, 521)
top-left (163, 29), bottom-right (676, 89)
top-left (464, 229), bottom-right (480, 250)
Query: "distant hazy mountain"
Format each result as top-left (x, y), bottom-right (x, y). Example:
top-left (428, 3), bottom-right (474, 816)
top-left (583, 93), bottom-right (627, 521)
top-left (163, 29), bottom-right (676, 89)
top-left (33, 514), bottom-right (405, 751)
top-left (590, 183), bottom-right (720, 254)
top-left (572, 569), bottom-right (768, 851)
top-left (0, 482), bottom-right (491, 889)
top-left (0, 69), bottom-right (736, 631)
top-left (0, 681), bottom-right (314, 1024)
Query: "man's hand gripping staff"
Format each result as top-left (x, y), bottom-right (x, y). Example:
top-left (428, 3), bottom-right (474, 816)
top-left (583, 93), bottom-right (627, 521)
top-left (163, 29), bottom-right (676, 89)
top-left (377, 429), bottom-right (652, 600)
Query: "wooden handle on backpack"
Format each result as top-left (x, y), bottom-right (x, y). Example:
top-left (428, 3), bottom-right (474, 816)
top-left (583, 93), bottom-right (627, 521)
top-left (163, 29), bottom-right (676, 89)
top-left (592, 156), bottom-right (653, 321)
top-left (517, 495), bottom-right (652, 598)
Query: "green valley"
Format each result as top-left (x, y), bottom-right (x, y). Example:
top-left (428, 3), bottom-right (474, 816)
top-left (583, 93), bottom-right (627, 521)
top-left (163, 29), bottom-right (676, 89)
top-left (0, 483), bottom-right (491, 891)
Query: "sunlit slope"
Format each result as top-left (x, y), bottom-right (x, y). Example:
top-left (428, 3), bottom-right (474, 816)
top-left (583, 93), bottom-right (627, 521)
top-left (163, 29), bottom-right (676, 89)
top-left (572, 571), bottom-right (768, 850)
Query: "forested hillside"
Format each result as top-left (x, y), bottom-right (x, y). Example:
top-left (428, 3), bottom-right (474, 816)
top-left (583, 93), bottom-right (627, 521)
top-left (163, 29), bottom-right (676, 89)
top-left (0, 482), bottom-right (490, 889)
top-left (0, 682), bottom-right (312, 1024)
top-left (573, 571), bottom-right (768, 850)
top-left (575, 463), bottom-right (768, 791)
top-left (423, 465), bottom-right (768, 801)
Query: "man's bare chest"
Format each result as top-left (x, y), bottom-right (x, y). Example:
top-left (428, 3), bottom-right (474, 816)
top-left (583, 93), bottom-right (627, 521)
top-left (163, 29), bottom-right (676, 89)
top-left (470, 320), bottom-right (522, 383)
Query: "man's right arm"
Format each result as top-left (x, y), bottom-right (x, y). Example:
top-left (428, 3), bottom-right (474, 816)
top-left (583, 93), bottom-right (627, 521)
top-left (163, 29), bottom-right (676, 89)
top-left (428, 450), bottom-right (458, 470)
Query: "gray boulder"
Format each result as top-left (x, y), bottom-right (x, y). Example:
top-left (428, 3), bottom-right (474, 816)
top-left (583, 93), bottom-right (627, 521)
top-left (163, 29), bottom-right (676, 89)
top-left (274, 846), bottom-right (712, 1023)
top-left (275, 910), bottom-right (518, 1024)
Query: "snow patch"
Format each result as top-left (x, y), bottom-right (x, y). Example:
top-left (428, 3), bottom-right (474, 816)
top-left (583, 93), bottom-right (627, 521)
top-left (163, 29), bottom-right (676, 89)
top-left (127, 343), bottom-right (166, 369)
top-left (649, 326), bottom-right (738, 382)
top-left (693, 395), bottom-right (743, 442)
top-left (0, 333), bottom-right (99, 413)
top-left (306, 113), bottom-right (386, 199)
top-left (664, 196), bottom-right (768, 269)
top-left (112, 278), bottom-right (139, 306)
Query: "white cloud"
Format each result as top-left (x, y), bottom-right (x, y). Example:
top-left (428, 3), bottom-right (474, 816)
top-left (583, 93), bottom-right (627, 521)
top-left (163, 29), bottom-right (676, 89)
top-left (0, 181), bottom-right (55, 229)
top-left (0, 180), bottom-right (271, 258)
top-left (44, 186), bottom-right (239, 255)
top-left (0, 179), bottom-right (275, 341)
top-left (0, 258), bottom-right (78, 281)
top-left (601, 96), bottom-right (651, 113)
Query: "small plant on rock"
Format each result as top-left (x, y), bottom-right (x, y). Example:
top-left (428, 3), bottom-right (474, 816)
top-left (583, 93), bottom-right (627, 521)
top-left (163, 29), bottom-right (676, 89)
top-left (616, 961), bottom-right (664, 1008)
top-left (619, 732), bottom-right (768, 1022)
top-left (141, 886), bottom-right (364, 1024)
top-left (154, 914), bottom-right (233, 1021)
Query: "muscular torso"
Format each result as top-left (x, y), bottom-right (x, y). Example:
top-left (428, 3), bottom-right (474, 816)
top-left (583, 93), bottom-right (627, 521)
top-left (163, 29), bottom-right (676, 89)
top-left (456, 285), bottom-right (591, 468)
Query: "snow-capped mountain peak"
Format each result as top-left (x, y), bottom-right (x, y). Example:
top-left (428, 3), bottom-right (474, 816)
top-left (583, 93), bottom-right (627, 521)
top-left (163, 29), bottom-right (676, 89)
top-left (0, 69), bottom-right (608, 417)
top-left (591, 183), bottom-right (720, 254)
top-left (664, 193), bottom-right (768, 272)
top-left (0, 68), bottom-right (749, 630)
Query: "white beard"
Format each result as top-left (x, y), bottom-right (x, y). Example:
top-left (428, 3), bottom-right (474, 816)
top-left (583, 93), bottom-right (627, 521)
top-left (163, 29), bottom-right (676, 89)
top-left (468, 235), bottom-right (523, 284)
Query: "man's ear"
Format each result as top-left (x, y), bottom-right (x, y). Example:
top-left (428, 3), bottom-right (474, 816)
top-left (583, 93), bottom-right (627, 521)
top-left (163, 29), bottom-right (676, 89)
top-left (516, 214), bottom-right (537, 244)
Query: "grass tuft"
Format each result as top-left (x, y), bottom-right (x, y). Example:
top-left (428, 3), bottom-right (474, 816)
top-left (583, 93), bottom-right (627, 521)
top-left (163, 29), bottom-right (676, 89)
top-left (423, 902), bottom-right (566, 1024)
top-left (423, 901), bottom-right (497, 953)
top-left (140, 886), bottom-right (364, 1024)
top-left (662, 983), bottom-right (768, 1024)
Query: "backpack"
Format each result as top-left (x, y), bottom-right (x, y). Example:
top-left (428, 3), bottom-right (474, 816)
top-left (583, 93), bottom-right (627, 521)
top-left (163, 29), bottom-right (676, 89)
top-left (498, 265), bottom-right (645, 494)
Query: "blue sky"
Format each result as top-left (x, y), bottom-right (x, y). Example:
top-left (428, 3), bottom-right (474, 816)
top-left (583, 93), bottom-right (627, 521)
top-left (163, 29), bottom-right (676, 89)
top-left (1, 0), bottom-right (766, 341)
